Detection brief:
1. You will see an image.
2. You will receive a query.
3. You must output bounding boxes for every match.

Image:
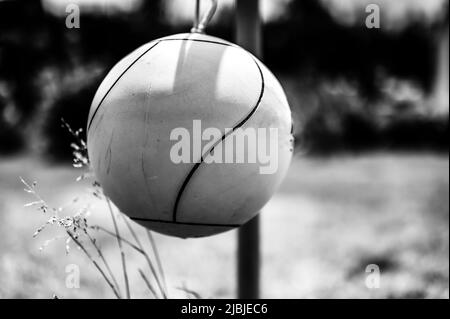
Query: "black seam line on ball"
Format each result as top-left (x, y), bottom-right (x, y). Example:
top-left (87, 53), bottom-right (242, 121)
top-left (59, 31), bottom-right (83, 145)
top-left (87, 39), bottom-right (234, 133)
top-left (171, 56), bottom-right (265, 223)
top-left (130, 217), bottom-right (240, 228)
top-left (158, 38), bottom-right (234, 47)
top-left (87, 41), bottom-right (161, 132)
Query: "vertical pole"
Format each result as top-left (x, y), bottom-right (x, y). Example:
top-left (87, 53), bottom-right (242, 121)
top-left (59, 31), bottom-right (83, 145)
top-left (235, 0), bottom-right (261, 299)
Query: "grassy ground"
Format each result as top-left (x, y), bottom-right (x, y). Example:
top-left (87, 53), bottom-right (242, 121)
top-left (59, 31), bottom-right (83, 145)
top-left (0, 153), bottom-right (448, 298)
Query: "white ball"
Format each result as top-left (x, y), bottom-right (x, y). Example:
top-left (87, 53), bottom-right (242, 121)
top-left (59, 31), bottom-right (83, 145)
top-left (87, 33), bottom-right (293, 238)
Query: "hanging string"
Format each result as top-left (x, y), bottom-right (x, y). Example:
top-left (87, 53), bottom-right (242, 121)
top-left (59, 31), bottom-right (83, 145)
top-left (191, 0), bottom-right (218, 34)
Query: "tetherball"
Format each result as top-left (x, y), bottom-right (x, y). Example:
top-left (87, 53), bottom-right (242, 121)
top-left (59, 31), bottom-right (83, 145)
top-left (87, 33), bottom-right (293, 238)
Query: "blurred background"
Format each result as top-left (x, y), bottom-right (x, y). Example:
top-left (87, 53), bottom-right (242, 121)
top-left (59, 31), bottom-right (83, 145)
top-left (0, 0), bottom-right (448, 298)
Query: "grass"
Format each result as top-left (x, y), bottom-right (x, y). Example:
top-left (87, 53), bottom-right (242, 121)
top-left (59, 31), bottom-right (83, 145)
top-left (0, 152), bottom-right (448, 298)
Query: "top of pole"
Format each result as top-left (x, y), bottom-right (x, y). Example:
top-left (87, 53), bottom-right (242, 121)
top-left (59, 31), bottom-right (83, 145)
top-left (235, 0), bottom-right (262, 58)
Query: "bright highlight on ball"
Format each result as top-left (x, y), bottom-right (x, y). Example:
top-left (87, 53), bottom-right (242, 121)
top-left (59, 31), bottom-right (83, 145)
top-left (87, 33), bottom-right (293, 238)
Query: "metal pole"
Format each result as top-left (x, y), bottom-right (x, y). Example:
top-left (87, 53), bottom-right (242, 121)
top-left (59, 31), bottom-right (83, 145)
top-left (235, 0), bottom-right (261, 299)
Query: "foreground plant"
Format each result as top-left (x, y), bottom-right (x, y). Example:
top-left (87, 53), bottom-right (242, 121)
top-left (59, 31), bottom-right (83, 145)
top-left (21, 119), bottom-right (168, 299)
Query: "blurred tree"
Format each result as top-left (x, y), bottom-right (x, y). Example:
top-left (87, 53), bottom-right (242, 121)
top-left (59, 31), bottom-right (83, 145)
top-left (0, 0), bottom-right (447, 158)
top-left (263, 0), bottom-right (436, 98)
top-left (0, 0), bottom-right (46, 123)
top-left (41, 0), bottom-right (165, 160)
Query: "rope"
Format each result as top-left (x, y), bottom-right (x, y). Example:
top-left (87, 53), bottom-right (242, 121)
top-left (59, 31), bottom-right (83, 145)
top-left (191, 0), bottom-right (218, 34)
